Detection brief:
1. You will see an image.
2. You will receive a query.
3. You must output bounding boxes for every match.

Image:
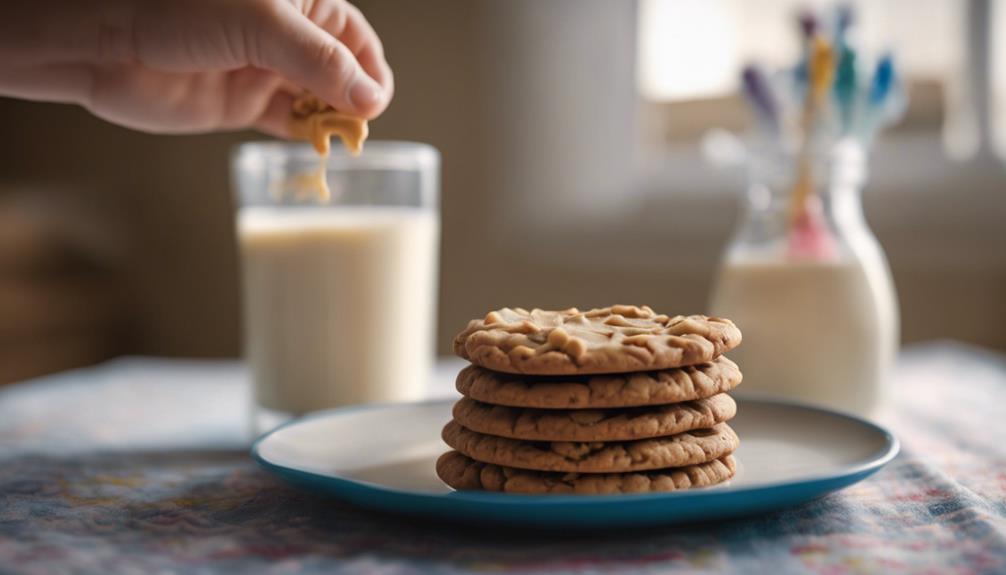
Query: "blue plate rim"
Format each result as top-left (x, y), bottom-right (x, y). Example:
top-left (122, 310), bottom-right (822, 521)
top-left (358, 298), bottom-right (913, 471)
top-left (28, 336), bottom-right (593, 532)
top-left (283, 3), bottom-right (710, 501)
top-left (251, 396), bottom-right (900, 506)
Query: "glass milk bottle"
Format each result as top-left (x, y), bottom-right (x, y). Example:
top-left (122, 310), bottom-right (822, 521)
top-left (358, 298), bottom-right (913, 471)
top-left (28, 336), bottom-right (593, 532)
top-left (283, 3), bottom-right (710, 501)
top-left (709, 139), bottom-right (898, 417)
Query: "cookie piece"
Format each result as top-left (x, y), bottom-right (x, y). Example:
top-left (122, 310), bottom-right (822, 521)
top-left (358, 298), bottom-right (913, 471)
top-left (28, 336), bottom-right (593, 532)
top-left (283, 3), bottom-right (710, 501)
top-left (442, 420), bottom-right (739, 473)
top-left (452, 394), bottom-right (736, 442)
top-left (453, 305), bottom-right (741, 375)
top-left (437, 451), bottom-right (736, 494)
top-left (289, 93), bottom-right (369, 156)
top-left (456, 356), bottom-right (741, 409)
top-left (283, 93), bottom-right (369, 203)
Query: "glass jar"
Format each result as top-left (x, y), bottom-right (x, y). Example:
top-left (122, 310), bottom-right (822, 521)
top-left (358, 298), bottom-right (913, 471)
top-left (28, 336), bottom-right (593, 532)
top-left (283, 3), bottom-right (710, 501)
top-left (709, 139), bottom-right (898, 417)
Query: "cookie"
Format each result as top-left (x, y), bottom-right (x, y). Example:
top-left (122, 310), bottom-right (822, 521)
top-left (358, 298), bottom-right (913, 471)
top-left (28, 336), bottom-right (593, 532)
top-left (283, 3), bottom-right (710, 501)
top-left (442, 420), bottom-right (738, 473)
top-left (455, 356), bottom-right (741, 409)
top-left (437, 450), bottom-right (736, 494)
top-left (289, 93), bottom-right (369, 156)
top-left (452, 394), bottom-right (736, 442)
top-left (453, 305), bottom-right (741, 375)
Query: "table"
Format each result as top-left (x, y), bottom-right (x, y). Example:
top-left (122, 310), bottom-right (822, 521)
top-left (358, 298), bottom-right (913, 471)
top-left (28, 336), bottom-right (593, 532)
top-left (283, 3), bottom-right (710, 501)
top-left (1, 342), bottom-right (1004, 574)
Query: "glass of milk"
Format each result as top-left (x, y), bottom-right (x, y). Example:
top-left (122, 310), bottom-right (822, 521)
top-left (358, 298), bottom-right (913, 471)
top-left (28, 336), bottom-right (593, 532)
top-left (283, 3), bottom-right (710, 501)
top-left (710, 140), bottom-right (898, 418)
top-left (231, 141), bottom-right (440, 434)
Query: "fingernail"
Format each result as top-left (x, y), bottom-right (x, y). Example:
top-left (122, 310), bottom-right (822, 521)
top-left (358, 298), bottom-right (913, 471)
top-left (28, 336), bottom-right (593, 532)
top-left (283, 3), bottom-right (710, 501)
top-left (350, 77), bottom-right (382, 112)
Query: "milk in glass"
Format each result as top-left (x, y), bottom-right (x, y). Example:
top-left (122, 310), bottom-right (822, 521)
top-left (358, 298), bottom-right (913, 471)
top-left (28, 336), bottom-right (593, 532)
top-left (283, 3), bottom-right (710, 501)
top-left (232, 141), bottom-right (440, 433)
top-left (239, 207), bottom-right (438, 413)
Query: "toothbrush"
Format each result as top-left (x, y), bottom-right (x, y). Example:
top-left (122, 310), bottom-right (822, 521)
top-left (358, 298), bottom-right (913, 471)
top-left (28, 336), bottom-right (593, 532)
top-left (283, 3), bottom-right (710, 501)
top-left (860, 53), bottom-right (904, 147)
top-left (793, 10), bottom-right (819, 88)
top-left (790, 36), bottom-right (834, 221)
top-left (834, 45), bottom-right (858, 136)
top-left (788, 37), bottom-right (837, 260)
top-left (742, 64), bottom-right (781, 139)
top-left (834, 3), bottom-right (854, 47)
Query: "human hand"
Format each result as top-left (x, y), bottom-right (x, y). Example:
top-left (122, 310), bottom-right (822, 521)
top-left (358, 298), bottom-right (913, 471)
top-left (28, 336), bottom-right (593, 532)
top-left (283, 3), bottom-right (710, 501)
top-left (0, 0), bottom-right (393, 136)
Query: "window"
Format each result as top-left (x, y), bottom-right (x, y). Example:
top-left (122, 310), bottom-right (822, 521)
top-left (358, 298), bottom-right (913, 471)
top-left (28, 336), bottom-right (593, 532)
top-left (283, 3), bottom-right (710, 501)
top-left (994, 0), bottom-right (1006, 157)
top-left (636, 0), bottom-right (966, 146)
top-left (481, 0), bottom-right (1003, 253)
top-left (638, 0), bottom-right (961, 102)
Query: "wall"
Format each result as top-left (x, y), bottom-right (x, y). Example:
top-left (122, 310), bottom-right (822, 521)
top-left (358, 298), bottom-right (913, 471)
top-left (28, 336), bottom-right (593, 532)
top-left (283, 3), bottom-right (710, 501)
top-left (0, 0), bottom-right (1002, 382)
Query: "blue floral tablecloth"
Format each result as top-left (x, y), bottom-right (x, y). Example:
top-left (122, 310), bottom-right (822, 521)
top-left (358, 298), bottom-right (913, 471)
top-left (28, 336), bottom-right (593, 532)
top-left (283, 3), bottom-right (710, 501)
top-left (1, 343), bottom-right (1004, 574)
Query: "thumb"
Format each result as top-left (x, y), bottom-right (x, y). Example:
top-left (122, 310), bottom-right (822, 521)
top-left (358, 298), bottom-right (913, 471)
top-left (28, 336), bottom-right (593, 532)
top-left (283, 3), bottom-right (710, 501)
top-left (251, 1), bottom-right (389, 118)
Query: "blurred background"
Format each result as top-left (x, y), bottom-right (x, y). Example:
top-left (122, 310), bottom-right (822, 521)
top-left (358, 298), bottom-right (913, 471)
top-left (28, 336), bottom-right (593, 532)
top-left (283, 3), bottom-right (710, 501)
top-left (0, 0), bottom-right (1003, 384)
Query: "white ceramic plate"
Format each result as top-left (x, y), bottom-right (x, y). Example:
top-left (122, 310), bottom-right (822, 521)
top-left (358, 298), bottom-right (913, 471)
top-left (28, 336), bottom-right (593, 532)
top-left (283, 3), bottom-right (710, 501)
top-left (253, 398), bottom-right (898, 528)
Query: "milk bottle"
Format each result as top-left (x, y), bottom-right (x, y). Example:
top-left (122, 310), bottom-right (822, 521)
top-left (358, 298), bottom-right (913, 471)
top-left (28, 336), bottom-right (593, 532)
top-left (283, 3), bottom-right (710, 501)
top-left (710, 142), bottom-right (898, 417)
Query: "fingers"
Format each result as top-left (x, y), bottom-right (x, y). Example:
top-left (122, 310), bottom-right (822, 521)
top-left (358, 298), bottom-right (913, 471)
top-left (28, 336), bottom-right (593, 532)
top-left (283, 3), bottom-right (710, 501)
top-left (250, 0), bottom-right (390, 119)
top-left (312, 1), bottom-right (394, 100)
top-left (84, 64), bottom-right (224, 133)
top-left (219, 67), bottom-right (287, 130)
top-left (0, 62), bottom-right (93, 105)
top-left (254, 89), bottom-right (297, 137)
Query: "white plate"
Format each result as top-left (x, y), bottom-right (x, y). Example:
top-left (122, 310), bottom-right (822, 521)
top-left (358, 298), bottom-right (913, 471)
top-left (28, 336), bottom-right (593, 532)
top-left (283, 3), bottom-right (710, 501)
top-left (253, 398), bottom-right (898, 528)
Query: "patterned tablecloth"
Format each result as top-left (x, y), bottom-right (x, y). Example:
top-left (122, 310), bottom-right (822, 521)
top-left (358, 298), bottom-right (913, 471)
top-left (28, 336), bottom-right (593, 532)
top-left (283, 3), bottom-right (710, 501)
top-left (1, 342), bottom-right (1004, 574)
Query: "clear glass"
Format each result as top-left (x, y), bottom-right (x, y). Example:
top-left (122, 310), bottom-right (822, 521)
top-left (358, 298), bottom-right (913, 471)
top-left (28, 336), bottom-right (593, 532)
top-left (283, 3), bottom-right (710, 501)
top-left (709, 139), bottom-right (899, 418)
top-left (232, 141), bottom-right (440, 435)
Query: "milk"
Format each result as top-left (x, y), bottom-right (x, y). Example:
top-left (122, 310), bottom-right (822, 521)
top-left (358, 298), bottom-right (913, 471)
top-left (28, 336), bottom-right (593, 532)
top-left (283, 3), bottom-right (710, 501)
top-left (710, 256), bottom-right (898, 416)
top-left (238, 206), bottom-right (439, 415)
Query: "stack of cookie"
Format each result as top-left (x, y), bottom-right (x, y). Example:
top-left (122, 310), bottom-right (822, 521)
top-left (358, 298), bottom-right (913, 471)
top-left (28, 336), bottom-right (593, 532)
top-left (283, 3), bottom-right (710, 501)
top-left (436, 305), bottom-right (743, 495)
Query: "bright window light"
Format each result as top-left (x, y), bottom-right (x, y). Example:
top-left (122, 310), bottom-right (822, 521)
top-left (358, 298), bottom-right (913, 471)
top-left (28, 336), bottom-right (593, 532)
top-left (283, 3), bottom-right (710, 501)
top-left (994, 0), bottom-right (1006, 158)
top-left (637, 0), bottom-right (961, 102)
top-left (637, 0), bottom-right (739, 101)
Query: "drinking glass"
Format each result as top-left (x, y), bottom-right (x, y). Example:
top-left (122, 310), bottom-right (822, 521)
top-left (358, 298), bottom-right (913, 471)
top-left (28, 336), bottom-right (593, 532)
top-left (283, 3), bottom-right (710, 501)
top-left (231, 141), bottom-right (440, 435)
